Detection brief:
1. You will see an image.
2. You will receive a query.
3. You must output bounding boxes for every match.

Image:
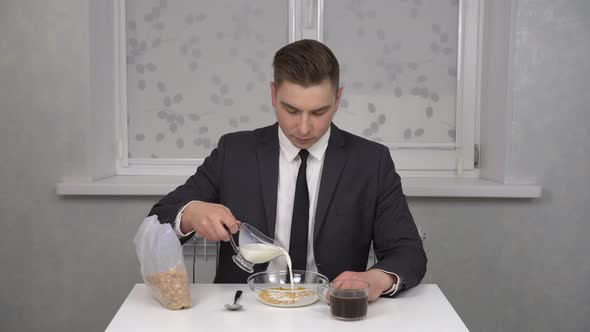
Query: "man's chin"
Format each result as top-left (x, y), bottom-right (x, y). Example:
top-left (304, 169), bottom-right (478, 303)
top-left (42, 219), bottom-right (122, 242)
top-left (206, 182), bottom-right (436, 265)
top-left (291, 138), bottom-right (315, 149)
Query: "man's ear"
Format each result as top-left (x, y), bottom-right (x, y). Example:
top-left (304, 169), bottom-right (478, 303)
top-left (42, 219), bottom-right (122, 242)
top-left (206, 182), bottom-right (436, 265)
top-left (334, 86), bottom-right (344, 110)
top-left (270, 81), bottom-right (277, 109)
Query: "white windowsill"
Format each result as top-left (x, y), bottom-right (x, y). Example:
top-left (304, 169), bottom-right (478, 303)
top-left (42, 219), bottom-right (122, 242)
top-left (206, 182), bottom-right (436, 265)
top-left (56, 175), bottom-right (541, 198)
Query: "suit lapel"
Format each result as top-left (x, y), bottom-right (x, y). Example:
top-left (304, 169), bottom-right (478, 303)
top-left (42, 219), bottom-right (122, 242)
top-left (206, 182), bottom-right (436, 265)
top-left (257, 123), bottom-right (280, 238)
top-left (314, 124), bottom-right (348, 242)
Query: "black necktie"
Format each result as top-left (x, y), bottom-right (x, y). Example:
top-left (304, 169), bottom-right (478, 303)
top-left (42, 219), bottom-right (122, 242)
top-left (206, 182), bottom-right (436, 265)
top-left (289, 149), bottom-right (310, 271)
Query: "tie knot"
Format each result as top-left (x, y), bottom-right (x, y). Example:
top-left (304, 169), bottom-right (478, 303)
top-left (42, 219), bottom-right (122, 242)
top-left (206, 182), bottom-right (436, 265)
top-left (298, 149), bottom-right (309, 163)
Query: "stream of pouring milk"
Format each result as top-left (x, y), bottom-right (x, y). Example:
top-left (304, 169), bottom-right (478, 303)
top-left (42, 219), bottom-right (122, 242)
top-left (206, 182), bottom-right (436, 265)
top-left (240, 243), bottom-right (294, 290)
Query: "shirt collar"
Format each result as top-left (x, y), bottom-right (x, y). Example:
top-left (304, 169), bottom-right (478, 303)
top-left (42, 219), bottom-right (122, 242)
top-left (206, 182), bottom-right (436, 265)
top-left (278, 126), bottom-right (331, 162)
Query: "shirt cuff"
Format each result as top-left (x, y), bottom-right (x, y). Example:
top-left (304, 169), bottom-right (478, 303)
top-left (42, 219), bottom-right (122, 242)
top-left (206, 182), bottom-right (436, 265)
top-left (174, 201), bottom-right (198, 238)
top-left (372, 269), bottom-right (402, 296)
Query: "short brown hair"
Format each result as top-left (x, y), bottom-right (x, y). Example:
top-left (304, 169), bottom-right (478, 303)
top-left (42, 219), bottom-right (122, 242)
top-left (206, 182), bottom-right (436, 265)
top-left (272, 39), bottom-right (340, 92)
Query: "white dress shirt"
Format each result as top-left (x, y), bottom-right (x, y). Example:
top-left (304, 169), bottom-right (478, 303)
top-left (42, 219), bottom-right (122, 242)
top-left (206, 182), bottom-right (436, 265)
top-left (266, 125), bottom-right (329, 273)
top-left (173, 126), bottom-right (400, 295)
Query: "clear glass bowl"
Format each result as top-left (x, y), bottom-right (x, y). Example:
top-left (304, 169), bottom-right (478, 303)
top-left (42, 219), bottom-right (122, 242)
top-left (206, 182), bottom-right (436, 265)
top-left (247, 270), bottom-right (329, 307)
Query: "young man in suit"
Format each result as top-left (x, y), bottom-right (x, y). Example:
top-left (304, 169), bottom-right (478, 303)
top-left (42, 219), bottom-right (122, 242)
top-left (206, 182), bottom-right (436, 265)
top-left (149, 39), bottom-right (426, 301)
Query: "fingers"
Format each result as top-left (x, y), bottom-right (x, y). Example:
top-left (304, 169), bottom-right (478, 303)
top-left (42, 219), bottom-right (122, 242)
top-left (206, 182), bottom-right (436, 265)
top-left (339, 279), bottom-right (362, 290)
top-left (219, 206), bottom-right (240, 234)
top-left (212, 207), bottom-right (240, 242)
top-left (188, 203), bottom-right (240, 242)
top-left (332, 271), bottom-right (378, 300)
top-left (332, 272), bottom-right (366, 289)
top-left (333, 273), bottom-right (361, 291)
top-left (329, 272), bottom-right (377, 304)
top-left (199, 217), bottom-right (232, 242)
top-left (333, 271), bottom-right (359, 283)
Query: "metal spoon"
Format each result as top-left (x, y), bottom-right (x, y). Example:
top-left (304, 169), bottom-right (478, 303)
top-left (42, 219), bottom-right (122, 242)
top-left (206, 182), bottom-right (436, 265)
top-left (224, 290), bottom-right (243, 311)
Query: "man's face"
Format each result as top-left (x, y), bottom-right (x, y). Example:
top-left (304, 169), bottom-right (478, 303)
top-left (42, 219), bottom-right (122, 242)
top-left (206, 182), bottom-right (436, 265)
top-left (271, 80), bottom-right (343, 149)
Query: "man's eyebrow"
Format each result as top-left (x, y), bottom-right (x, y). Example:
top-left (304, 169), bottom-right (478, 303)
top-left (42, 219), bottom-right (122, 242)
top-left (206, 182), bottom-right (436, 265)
top-left (280, 101), bottom-right (331, 113)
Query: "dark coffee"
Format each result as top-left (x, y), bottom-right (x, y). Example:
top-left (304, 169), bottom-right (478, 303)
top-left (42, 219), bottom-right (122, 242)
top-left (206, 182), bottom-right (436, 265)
top-left (330, 291), bottom-right (368, 320)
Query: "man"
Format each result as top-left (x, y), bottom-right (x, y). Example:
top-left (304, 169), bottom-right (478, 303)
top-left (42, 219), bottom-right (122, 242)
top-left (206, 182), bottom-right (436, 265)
top-left (149, 39), bottom-right (426, 301)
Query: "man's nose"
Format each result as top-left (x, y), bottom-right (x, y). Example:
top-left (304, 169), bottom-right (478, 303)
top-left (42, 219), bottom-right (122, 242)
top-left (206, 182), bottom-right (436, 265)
top-left (298, 114), bottom-right (311, 135)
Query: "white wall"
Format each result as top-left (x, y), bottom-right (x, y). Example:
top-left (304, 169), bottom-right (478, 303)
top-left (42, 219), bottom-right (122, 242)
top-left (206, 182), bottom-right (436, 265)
top-left (1, 0), bottom-right (589, 331)
top-left (0, 1), bottom-right (145, 330)
top-left (419, 1), bottom-right (590, 330)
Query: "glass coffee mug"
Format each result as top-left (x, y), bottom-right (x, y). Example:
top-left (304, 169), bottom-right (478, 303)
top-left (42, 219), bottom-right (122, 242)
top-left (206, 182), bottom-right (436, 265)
top-left (318, 279), bottom-right (370, 321)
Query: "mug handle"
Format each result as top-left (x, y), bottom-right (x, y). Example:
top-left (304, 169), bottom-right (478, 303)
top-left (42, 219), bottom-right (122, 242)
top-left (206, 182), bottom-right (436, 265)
top-left (317, 284), bottom-right (330, 305)
top-left (228, 232), bottom-right (240, 255)
top-left (224, 224), bottom-right (240, 254)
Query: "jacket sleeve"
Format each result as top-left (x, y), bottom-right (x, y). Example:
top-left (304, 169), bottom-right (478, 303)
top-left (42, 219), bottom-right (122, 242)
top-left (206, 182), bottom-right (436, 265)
top-left (369, 145), bottom-right (427, 294)
top-left (147, 135), bottom-right (226, 244)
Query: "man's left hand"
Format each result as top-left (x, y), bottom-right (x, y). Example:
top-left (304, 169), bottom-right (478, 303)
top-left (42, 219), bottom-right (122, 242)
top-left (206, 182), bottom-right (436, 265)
top-left (333, 270), bottom-right (397, 302)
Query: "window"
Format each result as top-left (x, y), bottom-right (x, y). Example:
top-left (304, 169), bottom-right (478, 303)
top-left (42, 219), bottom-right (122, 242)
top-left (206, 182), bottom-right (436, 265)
top-left (324, 0), bottom-right (477, 172)
top-left (117, 0), bottom-right (481, 176)
top-left (58, 0), bottom-right (541, 198)
top-left (120, 0), bottom-right (289, 175)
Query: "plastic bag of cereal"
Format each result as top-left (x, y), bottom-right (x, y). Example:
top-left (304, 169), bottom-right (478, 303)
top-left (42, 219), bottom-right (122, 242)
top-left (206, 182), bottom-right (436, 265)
top-left (134, 215), bottom-right (192, 310)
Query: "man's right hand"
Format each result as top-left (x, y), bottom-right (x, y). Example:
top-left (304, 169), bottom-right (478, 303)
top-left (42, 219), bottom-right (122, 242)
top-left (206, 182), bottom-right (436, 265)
top-left (180, 201), bottom-right (240, 242)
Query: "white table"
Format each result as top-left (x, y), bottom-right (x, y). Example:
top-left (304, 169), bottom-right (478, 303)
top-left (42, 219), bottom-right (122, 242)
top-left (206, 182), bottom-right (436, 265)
top-left (106, 284), bottom-right (469, 331)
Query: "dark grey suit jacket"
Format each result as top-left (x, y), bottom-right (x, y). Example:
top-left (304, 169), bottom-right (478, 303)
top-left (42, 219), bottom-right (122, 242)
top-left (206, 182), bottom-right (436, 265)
top-left (149, 123), bottom-right (426, 293)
